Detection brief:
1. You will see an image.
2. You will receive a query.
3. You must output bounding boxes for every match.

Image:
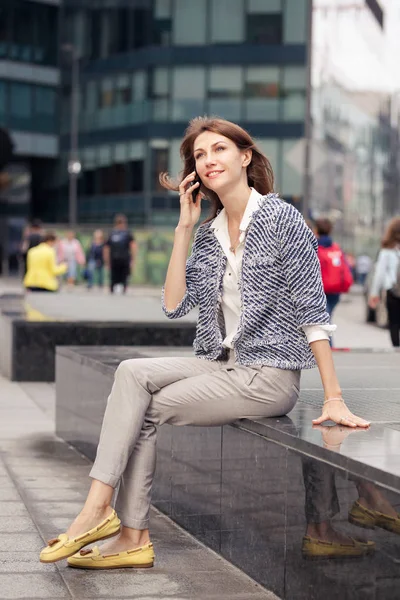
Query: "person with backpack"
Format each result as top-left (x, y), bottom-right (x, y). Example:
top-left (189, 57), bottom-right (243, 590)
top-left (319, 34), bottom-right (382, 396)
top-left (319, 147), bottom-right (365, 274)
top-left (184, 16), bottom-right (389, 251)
top-left (369, 216), bottom-right (400, 347)
top-left (315, 218), bottom-right (353, 320)
top-left (104, 214), bottom-right (137, 294)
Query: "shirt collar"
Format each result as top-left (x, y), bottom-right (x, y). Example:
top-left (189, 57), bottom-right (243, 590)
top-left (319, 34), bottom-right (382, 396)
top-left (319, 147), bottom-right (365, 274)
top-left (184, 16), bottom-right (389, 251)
top-left (210, 188), bottom-right (263, 231)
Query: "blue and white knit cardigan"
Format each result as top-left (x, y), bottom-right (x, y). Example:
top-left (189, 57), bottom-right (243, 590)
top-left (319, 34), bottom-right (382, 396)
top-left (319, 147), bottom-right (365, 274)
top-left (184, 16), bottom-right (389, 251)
top-left (162, 194), bottom-right (330, 370)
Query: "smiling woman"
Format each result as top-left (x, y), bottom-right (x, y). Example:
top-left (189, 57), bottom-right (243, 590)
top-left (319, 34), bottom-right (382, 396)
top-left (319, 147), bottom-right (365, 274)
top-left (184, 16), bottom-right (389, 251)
top-left (40, 116), bottom-right (370, 573)
top-left (159, 116), bottom-right (274, 222)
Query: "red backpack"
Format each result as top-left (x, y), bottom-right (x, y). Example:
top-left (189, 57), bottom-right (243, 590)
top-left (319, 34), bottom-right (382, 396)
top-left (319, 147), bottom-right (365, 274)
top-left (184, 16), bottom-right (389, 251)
top-left (318, 243), bottom-right (353, 294)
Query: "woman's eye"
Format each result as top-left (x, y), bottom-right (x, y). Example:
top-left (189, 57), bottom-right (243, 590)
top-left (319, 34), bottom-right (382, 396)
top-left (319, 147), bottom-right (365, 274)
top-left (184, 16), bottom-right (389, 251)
top-left (216, 146), bottom-right (224, 152)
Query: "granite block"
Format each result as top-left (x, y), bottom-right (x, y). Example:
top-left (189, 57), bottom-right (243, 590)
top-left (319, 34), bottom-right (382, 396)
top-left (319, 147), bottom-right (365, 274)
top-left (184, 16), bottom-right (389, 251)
top-left (55, 346), bottom-right (400, 600)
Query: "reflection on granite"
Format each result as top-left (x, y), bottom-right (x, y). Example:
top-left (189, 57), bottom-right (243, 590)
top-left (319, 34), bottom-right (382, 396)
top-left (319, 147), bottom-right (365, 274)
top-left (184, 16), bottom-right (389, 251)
top-left (56, 346), bottom-right (400, 599)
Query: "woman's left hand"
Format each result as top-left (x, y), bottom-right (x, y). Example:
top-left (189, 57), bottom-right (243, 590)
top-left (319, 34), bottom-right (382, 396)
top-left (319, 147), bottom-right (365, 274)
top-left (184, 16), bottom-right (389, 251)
top-left (312, 399), bottom-right (370, 428)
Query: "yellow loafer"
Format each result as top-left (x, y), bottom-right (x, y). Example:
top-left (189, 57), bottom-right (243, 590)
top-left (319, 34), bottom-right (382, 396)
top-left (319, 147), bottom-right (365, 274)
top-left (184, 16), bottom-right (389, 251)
top-left (302, 535), bottom-right (375, 560)
top-left (67, 542), bottom-right (155, 569)
top-left (349, 500), bottom-right (400, 535)
top-left (40, 509), bottom-right (121, 563)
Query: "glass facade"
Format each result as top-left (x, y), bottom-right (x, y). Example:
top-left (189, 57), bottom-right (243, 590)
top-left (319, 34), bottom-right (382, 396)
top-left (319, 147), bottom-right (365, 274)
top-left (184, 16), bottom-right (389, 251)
top-left (0, 80), bottom-right (57, 134)
top-left (0, 0), bottom-right (58, 66)
top-left (311, 0), bottom-right (394, 255)
top-left (56, 0), bottom-right (310, 224)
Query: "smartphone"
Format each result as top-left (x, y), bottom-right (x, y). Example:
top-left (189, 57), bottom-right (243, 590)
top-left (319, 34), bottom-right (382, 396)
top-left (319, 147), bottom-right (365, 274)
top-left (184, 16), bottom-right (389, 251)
top-left (191, 173), bottom-right (201, 203)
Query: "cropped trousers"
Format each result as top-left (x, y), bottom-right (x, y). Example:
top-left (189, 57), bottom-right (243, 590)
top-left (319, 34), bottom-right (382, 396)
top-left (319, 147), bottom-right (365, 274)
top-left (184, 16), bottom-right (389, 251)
top-left (90, 353), bottom-right (301, 529)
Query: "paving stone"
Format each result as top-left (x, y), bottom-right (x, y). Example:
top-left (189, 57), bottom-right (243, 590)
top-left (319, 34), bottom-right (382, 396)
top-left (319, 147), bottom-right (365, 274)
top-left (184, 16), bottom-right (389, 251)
top-left (0, 533), bottom-right (45, 552)
top-left (0, 517), bottom-right (38, 533)
top-left (0, 502), bottom-right (30, 517)
top-left (0, 573), bottom-right (69, 598)
top-left (0, 489), bottom-right (21, 501)
top-left (0, 552), bottom-right (57, 573)
top-left (25, 488), bottom-right (88, 503)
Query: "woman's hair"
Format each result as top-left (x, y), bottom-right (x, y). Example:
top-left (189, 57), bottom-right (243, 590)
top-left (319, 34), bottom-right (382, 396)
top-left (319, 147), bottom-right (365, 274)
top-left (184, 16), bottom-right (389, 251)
top-left (382, 216), bottom-right (400, 248)
top-left (43, 232), bottom-right (57, 243)
top-left (159, 116), bottom-right (274, 222)
top-left (315, 218), bottom-right (333, 236)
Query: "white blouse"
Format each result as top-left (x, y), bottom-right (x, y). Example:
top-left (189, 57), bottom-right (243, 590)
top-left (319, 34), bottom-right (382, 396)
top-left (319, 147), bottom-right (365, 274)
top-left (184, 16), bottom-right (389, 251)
top-left (210, 188), bottom-right (336, 349)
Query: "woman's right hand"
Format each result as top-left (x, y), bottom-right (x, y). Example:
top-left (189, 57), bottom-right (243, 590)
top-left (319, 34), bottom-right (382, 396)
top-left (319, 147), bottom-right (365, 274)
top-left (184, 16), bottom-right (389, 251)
top-left (177, 171), bottom-right (202, 230)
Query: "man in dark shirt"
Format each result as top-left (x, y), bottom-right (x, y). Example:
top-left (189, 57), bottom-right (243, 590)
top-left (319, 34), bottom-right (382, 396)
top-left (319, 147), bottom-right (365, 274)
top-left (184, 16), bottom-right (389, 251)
top-left (104, 214), bottom-right (137, 294)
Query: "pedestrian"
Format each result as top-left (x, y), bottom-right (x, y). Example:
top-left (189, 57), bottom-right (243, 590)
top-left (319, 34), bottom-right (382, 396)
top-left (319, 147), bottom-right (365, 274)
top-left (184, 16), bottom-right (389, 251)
top-left (86, 229), bottom-right (105, 290)
top-left (315, 218), bottom-right (353, 320)
top-left (356, 254), bottom-right (372, 286)
top-left (21, 219), bottom-right (43, 275)
top-left (57, 230), bottom-right (86, 289)
top-left (105, 214), bottom-right (137, 294)
top-left (369, 216), bottom-right (400, 347)
top-left (40, 117), bottom-right (370, 570)
top-left (24, 232), bottom-right (67, 293)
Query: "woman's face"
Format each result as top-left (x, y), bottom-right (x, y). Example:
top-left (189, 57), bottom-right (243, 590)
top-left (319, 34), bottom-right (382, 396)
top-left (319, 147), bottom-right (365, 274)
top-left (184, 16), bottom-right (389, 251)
top-left (193, 131), bottom-right (250, 195)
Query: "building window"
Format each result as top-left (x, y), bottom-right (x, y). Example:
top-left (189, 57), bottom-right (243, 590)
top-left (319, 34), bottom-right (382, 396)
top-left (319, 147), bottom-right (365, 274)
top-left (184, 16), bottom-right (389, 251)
top-left (247, 14), bottom-right (282, 44)
top-left (244, 67), bottom-right (280, 121)
top-left (284, 0), bottom-right (307, 44)
top-left (208, 66), bottom-right (242, 120)
top-left (151, 68), bottom-right (170, 121)
top-left (173, 0), bottom-right (207, 45)
top-left (172, 67), bottom-right (205, 121)
top-left (282, 66), bottom-right (306, 121)
top-left (0, 80), bottom-right (6, 122)
top-left (153, 0), bottom-right (172, 45)
top-left (33, 86), bottom-right (57, 133)
top-left (281, 139), bottom-right (303, 196)
top-left (10, 1), bottom-right (34, 62)
top-left (248, 0), bottom-right (281, 11)
top-left (9, 82), bottom-right (32, 130)
top-left (131, 7), bottom-right (151, 49)
top-left (99, 79), bottom-right (114, 109)
top-left (210, 0), bottom-right (245, 44)
top-left (34, 3), bottom-right (58, 65)
top-left (0, 5), bottom-right (11, 59)
top-left (151, 142), bottom-right (169, 191)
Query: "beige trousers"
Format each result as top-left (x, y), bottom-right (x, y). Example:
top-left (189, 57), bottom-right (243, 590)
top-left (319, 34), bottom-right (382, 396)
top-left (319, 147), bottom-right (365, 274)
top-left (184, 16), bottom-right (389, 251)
top-left (90, 352), bottom-right (300, 529)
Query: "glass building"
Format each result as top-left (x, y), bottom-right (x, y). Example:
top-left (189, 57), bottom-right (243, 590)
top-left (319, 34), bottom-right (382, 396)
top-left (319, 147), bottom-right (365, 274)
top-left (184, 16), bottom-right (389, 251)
top-left (0, 0), bottom-right (60, 271)
top-left (311, 0), bottom-right (395, 255)
top-left (56, 0), bottom-right (310, 225)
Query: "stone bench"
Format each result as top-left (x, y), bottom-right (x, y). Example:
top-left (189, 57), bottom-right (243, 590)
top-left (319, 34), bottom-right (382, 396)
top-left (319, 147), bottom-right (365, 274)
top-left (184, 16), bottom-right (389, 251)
top-left (55, 346), bottom-right (400, 600)
top-left (0, 292), bottom-right (195, 381)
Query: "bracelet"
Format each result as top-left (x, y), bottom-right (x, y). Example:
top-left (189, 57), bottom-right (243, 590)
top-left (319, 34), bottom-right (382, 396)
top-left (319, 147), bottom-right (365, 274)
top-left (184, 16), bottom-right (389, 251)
top-left (324, 397), bottom-right (344, 405)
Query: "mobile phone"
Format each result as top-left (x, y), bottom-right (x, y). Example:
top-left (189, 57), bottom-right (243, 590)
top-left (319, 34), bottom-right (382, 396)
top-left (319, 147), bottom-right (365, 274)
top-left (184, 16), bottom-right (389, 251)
top-left (192, 173), bottom-right (201, 203)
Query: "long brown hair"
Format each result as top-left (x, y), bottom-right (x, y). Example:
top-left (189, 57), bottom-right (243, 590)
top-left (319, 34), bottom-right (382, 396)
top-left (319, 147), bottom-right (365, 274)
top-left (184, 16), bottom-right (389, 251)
top-left (159, 116), bottom-right (275, 222)
top-left (382, 216), bottom-right (400, 248)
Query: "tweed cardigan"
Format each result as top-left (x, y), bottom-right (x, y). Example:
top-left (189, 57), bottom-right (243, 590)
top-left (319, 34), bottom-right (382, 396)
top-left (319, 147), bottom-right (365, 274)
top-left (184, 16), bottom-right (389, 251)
top-left (162, 194), bottom-right (330, 369)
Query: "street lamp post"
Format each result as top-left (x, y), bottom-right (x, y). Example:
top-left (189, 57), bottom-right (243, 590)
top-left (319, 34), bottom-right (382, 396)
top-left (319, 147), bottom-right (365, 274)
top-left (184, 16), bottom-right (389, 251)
top-left (63, 44), bottom-right (80, 228)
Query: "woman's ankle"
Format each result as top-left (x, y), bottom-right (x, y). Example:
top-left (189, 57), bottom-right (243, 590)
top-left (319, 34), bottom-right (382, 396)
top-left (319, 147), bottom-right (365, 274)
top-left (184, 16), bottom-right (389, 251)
top-left (119, 526), bottom-right (150, 546)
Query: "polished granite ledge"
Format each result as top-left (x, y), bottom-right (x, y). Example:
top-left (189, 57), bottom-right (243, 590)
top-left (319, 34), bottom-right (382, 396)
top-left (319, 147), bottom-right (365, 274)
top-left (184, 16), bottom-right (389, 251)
top-left (55, 346), bottom-right (400, 600)
top-left (56, 345), bottom-right (400, 493)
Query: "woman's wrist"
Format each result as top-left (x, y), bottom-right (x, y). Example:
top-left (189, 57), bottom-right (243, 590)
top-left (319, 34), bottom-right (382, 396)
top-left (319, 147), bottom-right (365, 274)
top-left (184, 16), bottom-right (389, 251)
top-left (324, 389), bottom-right (343, 402)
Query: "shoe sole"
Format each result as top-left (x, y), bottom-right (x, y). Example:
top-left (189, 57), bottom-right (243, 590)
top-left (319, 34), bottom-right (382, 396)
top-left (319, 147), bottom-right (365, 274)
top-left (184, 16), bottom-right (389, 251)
top-left (348, 515), bottom-right (376, 530)
top-left (40, 528), bottom-right (121, 563)
top-left (68, 562), bottom-right (154, 570)
top-left (302, 552), bottom-right (372, 561)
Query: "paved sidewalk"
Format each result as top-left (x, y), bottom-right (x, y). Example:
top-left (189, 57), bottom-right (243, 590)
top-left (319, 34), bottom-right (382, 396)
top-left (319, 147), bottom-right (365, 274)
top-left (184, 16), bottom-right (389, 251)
top-left (0, 375), bottom-right (274, 600)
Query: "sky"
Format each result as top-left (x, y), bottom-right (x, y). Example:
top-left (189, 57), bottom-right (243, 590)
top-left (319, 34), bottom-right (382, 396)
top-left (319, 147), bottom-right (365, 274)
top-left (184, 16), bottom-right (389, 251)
top-left (313, 0), bottom-right (400, 93)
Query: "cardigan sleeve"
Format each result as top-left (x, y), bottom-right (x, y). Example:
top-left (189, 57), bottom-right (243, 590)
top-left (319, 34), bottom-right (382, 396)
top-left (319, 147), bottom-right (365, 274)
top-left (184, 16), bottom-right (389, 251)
top-left (161, 228), bottom-right (201, 319)
top-left (277, 203), bottom-right (330, 328)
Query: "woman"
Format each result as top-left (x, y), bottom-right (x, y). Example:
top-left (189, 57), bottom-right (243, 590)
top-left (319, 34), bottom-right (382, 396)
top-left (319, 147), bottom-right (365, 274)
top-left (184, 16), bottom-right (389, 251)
top-left (24, 232), bottom-right (67, 292)
top-left (86, 229), bottom-right (105, 289)
top-left (369, 216), bottom-right (400, 347)
top-left (39, 117), bottom-right (370, 570)
top-left (57, 230), bottom-right (85, 288)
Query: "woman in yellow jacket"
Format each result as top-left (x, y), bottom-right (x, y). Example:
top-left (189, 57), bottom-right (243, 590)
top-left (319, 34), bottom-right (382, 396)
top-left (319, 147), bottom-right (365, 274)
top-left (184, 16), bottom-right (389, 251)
top-left (24, 232), bottom-right (67, 292)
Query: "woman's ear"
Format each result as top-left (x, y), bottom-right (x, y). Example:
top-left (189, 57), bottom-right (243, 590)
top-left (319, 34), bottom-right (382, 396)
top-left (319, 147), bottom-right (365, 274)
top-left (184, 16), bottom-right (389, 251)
top-left (242, 149), bottom-right (252, 168)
